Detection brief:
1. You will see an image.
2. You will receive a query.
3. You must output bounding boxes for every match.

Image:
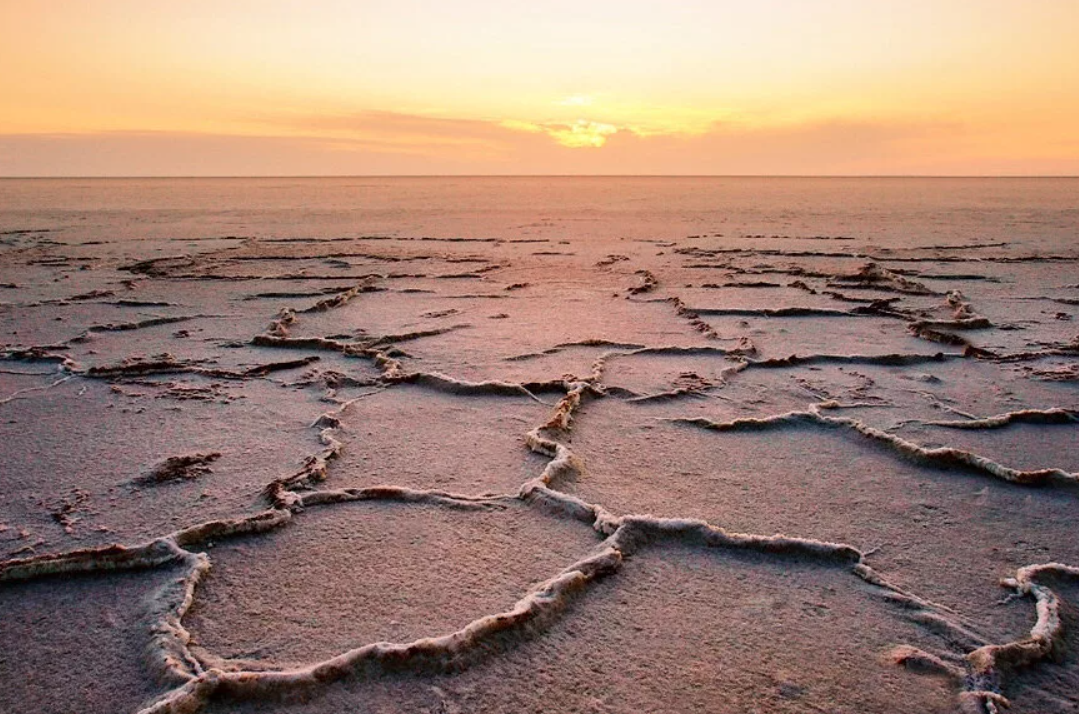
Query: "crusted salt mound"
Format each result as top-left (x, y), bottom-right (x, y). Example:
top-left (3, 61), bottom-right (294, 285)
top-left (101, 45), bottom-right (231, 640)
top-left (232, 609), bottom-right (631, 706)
top-left (994, 570), bottom-right (1079, 714)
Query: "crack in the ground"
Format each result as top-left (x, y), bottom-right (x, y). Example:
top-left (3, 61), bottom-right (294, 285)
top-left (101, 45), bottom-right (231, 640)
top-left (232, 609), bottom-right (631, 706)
top-left (2, 235), bottom-right (1078, 714)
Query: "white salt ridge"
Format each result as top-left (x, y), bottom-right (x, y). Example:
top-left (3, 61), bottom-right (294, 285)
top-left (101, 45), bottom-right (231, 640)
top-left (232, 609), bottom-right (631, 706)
top-left (2, 178), bottom-right (1079, 713)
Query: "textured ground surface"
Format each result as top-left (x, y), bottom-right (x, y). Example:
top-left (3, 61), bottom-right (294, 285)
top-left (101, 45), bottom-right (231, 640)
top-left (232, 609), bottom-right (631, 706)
top-left (1, 178), bottom-right (1078, 714)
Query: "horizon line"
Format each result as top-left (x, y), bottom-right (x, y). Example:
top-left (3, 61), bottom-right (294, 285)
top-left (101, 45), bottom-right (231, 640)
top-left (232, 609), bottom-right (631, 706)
top-left (1, 174), bottom-right (1077, 180)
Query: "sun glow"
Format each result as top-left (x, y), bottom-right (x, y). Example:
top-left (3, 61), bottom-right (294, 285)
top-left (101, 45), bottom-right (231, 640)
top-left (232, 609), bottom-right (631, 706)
top-left (504, 119), bottom-right (620, 148)
top-left (549, 121), bottom-right (618, 149)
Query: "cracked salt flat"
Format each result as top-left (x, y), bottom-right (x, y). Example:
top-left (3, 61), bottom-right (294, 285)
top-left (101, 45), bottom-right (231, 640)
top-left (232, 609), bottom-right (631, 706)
top-left (185, 500), bottom-right (602, 669)
top-left (2, 178), bottom-right (1079, 714)
top-left (0, 376), bottom-right (335, 558)
top-left (201, 544), bottom-right (960, 714)
top-left (553, 396), bottom-right (1079, 629)
top-left (326, 386), bottom-right (549, 495)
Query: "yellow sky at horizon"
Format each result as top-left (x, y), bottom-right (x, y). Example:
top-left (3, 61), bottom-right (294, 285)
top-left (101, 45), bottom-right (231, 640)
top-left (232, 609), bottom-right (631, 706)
top-left (1, 0), bottom-right (1077, 174)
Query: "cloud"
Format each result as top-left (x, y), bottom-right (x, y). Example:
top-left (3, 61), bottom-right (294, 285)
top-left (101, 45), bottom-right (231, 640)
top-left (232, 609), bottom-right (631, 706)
top-left (274, 110), bottom-right (516, 148)
top-left (0, 131), bottom-right (486, 176)
top-left (1, 113), bottom-right (1075, 176)
top-left (265, 110), bottom-right (622, 150)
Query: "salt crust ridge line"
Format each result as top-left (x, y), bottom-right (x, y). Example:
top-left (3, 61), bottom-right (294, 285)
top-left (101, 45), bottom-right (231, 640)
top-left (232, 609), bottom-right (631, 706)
top-left (2, 250), bottom-right (1077, 713)
top-left (513, 341), bottom-right (1079, 711)
top-left (520, 366), bottom-right (1079, 714)
top-left (666, 257), bottom-right (1059, 359)
top-left (0, 440), bottom-right (1070, 713)
top-left (669, 404), bottom-right (1079, 487)
top-left (4, 463), bottom-right (1027, 714)
top-left (892, 563), bottom-right (1079, 714)
top-left (915, 408), bottom-right (1079, 429)
top-left (250, 297), bottom-right (569, 406)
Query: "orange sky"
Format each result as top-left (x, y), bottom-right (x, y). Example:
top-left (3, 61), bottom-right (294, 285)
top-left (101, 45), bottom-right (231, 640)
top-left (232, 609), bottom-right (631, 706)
top-left (1, 0), bottom-right (1077, 175)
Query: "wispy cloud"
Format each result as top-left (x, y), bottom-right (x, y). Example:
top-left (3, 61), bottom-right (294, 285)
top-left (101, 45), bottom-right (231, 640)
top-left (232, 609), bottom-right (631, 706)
top-left (263, 109), bottom-right (631, 151)
top-left (1, 113), bottom-right (1074, 176)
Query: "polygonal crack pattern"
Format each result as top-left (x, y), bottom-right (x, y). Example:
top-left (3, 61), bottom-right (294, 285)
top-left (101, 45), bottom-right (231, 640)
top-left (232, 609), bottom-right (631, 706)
top-left (2, 226), bottom-right (1079, 714)
top-left (184, 500), bottom-right (602, 668)
top-left (201, 544), bottom-right (960, 714)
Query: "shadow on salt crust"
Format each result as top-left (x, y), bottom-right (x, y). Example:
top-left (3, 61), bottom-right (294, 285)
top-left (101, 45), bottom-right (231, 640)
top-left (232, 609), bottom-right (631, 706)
top-left (1001, 576), bottom-right (1079, 714)
top-left (896, 423), bottom-right (1079, 475)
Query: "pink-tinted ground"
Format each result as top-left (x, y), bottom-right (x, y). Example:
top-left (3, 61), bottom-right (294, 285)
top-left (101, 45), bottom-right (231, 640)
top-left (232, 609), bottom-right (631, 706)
top-left (1, 178), bottom-right (1078, 714)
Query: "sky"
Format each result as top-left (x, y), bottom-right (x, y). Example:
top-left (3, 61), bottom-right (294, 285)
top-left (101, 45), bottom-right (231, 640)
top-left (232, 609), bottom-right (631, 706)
top-left (1, 0), bottom-right (1077, 176)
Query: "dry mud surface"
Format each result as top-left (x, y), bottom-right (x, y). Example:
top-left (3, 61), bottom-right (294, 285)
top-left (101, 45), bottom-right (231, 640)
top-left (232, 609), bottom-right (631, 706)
top-left (2, 178), bottom-right (1079, 713)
